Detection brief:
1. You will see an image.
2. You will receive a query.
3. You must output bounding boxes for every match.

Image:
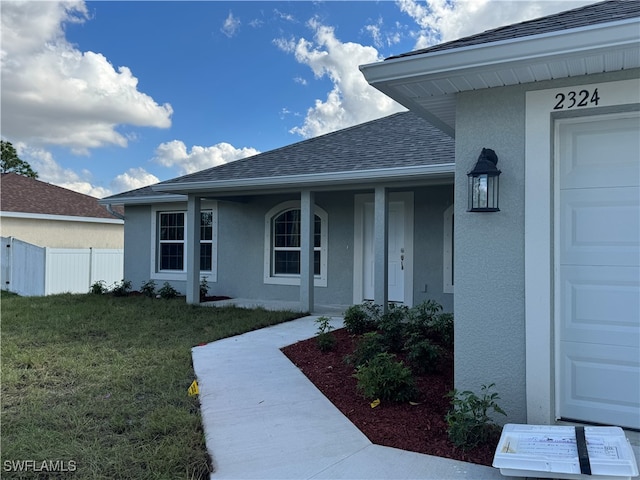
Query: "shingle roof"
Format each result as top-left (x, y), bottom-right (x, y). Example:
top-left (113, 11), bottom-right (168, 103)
top-left (388, 0), bottom-right (640, 60)
top-left (1, 173), bottom-right (123, 219)
top-left (159, 111), bottom-right (453, 185)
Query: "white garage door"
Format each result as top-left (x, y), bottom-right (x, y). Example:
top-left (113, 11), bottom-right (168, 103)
top-left (556, 112), bottom-right (640, 429)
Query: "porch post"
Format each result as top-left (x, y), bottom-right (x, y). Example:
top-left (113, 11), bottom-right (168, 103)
top-left (374, 186), bottom-right (388, 312)
top-left (186, 194), bottom-right (201, 305)
top-left (300, 190), bottom-right (315, 313)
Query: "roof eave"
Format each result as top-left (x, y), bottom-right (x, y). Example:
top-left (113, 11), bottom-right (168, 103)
top-left (152, 163), bottom-right (455, 195)
top-left (360, 18), bottom-right (640, 133)
top-left (98, 193), bottom-right (187, 207)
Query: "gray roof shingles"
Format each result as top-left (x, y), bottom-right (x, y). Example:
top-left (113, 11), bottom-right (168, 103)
top-left (105, 111), bottom-right (453, 201)
top-left (388, 0), bottom-right (640, 60)
top-left (1, 173), bottom-right (123, 219)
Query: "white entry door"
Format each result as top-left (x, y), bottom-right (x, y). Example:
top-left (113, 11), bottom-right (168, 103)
top-left (556, 112), bottom-right (640, 429)
top-left (362, 201), bottom-right (405, 302)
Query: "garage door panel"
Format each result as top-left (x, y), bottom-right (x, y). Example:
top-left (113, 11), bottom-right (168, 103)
top-left (557, 112), bottom-right (640, 429)
top-left (559, 342), bottom-right (640, 428)
top-left (560, 266), bottom-right (640, 348)
top-left (560, 187), bottom-right (640, 266)
top-left (559, 116), bottom-right (640, 189)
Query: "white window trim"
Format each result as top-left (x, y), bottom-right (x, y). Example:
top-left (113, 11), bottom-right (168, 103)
top-left (524, 77), bottom-right (639, 426)
top-left (443, 204), bottom-right (454, 294)
top-left (150, 201), bottom-right (218, 282)
top-left (263, 200), bottom-right (328, 287)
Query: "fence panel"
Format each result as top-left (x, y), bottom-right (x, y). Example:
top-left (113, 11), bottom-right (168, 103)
top-left (45, 249), bottom-right (92, 295)
top-left (91, 249), bottom-right (125, 287)
top-left (1, 237), bottom-right (123, 296)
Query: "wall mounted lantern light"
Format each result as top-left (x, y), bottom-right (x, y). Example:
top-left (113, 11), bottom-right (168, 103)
top-left (467, 148), bottom-right (501, 212)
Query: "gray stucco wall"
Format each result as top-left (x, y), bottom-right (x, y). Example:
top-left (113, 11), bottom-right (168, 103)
top-left (121, 186), bottom-right (453, 310)
top-left (453, 69), bottom-right (640, 424)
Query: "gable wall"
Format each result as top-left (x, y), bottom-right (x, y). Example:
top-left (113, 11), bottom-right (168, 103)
top-left (0, 216), bottom-right (123, 249)
top-left (453, 68), bottom-right (639, 424)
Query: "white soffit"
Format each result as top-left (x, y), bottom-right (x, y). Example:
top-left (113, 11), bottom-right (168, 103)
top-left (361, 19), bottom-right (640, 134)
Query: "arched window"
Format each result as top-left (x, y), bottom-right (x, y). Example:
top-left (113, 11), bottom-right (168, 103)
top-left (264, 201), bottom-right (327, 286)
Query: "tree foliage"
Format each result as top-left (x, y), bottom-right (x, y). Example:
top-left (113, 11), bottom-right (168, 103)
top-left (1, 140), bottom-right (38, 178)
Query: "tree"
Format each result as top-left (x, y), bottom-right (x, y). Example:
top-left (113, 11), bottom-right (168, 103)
top-left (1, 140), bottom-right (38, 178)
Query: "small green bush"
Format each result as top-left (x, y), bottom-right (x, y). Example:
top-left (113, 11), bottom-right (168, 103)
top-left (343, 304), bottom-right (377, 334)
top-left (158, 282), bottom-right (179, 299)
top-left (110, 279), bottom-right (132, 297)
top-left (199, 277), bottom-right (209, 300)
top-left (315, 316), bottom-right (336, 352)
top-left (445, 383), bottom-right (506, 450)
top-left (140, 280), bottom-right (156, 298)
top-left (344, 331), bottom-right (387, 367)
top-left (377, 304), bottom-right (408, 353)
top-left (89, 280), bottom-right (108, 295)
top-left (353, 352), bottom-right (417, 403)
top-left (404, 334), bottom-right (442, 374)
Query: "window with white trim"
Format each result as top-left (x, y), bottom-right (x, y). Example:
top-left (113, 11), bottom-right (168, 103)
top-left (157, 210), bottom-right (214, 272)
top-left (264, 201), bottom-right (327, 286)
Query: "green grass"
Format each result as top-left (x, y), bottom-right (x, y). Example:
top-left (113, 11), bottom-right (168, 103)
top-left (1, 293), bottom-right (303, 479)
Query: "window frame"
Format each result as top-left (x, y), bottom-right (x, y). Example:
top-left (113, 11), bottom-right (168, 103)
top-left (150, 202), bottom-right (218, 282)
top-left (263, 200), bottom-right (328, 287)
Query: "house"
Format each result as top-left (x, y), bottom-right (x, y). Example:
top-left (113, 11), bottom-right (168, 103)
top-left (102, 0), bottom-right (639, 433)
top-left (1, 172), bottom-right (124, 248)
top-left (360, 0), bottom-right (639, 431)
top-left (1, 173), bottom-right (125, 295)
top-left (101, 111), bottom-right (455, 311)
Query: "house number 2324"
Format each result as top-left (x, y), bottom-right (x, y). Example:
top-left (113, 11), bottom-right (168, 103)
top-left (553, 88), bottom-right (600, 110)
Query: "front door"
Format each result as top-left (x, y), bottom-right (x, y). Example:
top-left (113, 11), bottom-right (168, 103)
top-left (362, 201), bottom-right (405, 302)
top-left (556, 112), bottom-right (640, 429)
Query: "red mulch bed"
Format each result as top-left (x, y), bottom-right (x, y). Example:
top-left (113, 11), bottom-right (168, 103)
top-left (281, 328), bottom-right (497, 466)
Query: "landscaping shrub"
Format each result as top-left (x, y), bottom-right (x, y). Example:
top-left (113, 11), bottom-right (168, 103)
top-left (110, 279), bottom-right (132, 297)
top-left (431, 312), bottom-right (454, 349)
top-left (377, 303), bottom-right (408, 352)
top-left (353, 352), bottom-right (417, 403)
top-left (344, 331), bottom-right (387, 367)
top-left (200, 277), bottom-right (209, 301)
top-left (158, 282), bottom-right (179, 299)
top-left (445, 383), bottom-right (506, 450)
top-left (343, 304), bottom-right (377, 334)
top-left (404, 334), bottom-right (442, 374)
top-left (89, 280), bottom-right (108, 295)
top-left (140, 279), bottom-right (156, 298)
top-left (315, 316), bottom-right (336, 352)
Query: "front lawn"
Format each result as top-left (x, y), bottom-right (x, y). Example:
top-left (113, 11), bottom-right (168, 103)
top-left (1, 292), bottom-right (302, 479)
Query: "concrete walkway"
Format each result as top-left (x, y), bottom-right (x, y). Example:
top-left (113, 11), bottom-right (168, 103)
top-left (192, 314), bottom-right (511, 480)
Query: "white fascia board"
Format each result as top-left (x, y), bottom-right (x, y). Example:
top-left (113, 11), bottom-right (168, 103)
top-left (0, 211), bottom-right (124, 224)
top-left (97, 194), bottom-right (186, 206)
top-left (360, 19), bottom-right (640, 86)
top-left (152, 163), bottom-right (456, 194)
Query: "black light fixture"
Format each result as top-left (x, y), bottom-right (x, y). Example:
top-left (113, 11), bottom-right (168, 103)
top-left (467, 148), bottom-right (501, 212)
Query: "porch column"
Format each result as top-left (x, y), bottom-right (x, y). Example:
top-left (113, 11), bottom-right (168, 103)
top-left (186, 194), bottom-right (201, 305)
top-left (300, 190), bottom-right (315, 313)
top-left (374, 186), bottom-right (388, 312)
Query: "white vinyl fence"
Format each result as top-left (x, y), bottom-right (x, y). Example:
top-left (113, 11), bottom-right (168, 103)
top-left (1, 237), bottom-right (124, 296)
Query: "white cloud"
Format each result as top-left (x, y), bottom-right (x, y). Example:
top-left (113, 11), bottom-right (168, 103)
top-left (221, 11), bottom-right (241, 37)
top-left (153, 140), bottom-right (260, 176)
top-left (397, 0), bottom-right (596, 49)
top-left (110, 168), bottom-right (160, 194)
top-left (0, 1), bottom-right (173, 154)
top-left (276, 18), bottom-right (405, 139)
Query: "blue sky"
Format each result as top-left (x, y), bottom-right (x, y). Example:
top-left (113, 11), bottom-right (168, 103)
top-left (1, 0), bottom-right (595, 198)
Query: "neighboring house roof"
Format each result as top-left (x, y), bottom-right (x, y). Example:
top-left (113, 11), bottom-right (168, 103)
top-left (104, 111), bottom-right (454, 203)
top-left (1, 173), bottom-right (123, 221)
top-left (360, 0), bottom-right (640, 136)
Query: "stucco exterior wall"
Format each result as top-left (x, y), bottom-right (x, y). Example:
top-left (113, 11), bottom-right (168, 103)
top-left (453, 68), bottom-right (639, 425)
top-left (0, 217), bottom-right (123, 249)
top-left (122, 186), bottom-right (453, 310)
